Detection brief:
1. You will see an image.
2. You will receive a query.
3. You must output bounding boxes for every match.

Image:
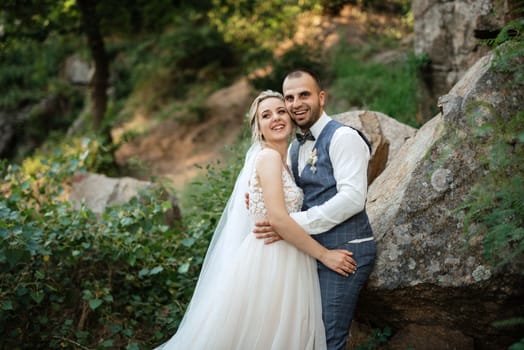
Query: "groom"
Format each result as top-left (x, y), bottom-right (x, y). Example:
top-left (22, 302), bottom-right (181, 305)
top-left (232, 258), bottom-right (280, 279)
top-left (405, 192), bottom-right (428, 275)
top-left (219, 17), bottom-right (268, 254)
top-left (255, 69), bottom-right (377, 350)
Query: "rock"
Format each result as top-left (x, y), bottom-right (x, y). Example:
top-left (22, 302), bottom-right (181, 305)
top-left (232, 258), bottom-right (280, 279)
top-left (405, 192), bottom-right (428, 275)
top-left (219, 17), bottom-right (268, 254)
top-left (412, 0), bottom-right (510, 120)
top-left (333, 110), bottom-right (416, 185)
top-left (356, 49), bottom-right (524, 349)
top-left (63, 54), bottom-right (93, 85)
top-left (68, 172), bottom-right (181, 226)
top-left (387, 324), bottom-right (474, 350)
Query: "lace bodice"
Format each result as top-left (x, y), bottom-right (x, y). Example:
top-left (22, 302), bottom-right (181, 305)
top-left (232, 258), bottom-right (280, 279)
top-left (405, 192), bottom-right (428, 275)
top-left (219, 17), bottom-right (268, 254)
top-left (248, 166), bottom-right (303, 221)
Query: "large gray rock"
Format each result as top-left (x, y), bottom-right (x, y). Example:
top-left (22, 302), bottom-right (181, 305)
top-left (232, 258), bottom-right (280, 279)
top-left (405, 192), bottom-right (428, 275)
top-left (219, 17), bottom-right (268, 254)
top-left (334, 110), bottom-right (416, 168)
top-left (68, 173), bottom-right (181, 225)
top-left (357, 49), bottom-right (523, 349)
top-left (413, 0), bottom-right (510, 120)
top-left (333, 110), bottom-right (416, 185)
top-left (63, 54), bottom-right (93, 85)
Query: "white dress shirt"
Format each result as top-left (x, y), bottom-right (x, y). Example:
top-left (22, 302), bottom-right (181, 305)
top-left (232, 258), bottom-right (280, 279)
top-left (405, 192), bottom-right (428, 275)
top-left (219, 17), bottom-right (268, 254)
top-left (289, 112), bottom-right (370, 235)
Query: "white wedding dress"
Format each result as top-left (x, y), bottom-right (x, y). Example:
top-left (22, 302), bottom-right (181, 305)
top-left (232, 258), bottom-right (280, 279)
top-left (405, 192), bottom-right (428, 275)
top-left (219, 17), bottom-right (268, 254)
top-left (155, 154), bottom-right (326, 350)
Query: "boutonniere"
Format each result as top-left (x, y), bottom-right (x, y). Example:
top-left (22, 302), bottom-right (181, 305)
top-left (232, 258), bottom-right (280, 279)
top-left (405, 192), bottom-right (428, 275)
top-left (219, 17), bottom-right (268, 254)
top-left (306, 148), bottom-right (318, 174)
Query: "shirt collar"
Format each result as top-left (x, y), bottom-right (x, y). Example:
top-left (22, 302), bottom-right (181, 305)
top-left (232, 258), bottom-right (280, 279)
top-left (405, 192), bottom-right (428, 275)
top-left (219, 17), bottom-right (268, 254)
top-left (309, 112), bottom-right (331, 139)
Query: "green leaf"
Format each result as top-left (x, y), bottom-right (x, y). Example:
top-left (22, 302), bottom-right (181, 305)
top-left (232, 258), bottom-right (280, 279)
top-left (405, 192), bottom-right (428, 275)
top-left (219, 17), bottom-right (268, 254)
top-left (150, 266), bottom-right (164, 275)
top-left (120, 217), bottom-right (134, 226)
top-left (181, 237), bottom-right (195, 247)
top-left (30, 290), bottom-right (44, 304)
top-left (88, 299), bottom-right (103, 310)
top-left (101, 339), bottom-right (114, 347)
top-left (178, 262), bottom-right (190, 274)
top-left (2, 300), bottom-right (13, 310)
top-left (35, 269), bottom-right (45, 279)
top-left (161, 201), bottom-right (172, 211)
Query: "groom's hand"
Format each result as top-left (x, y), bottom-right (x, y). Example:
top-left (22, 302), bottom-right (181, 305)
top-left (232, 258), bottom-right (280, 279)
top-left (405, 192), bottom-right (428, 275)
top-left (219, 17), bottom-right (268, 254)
top-left (253, 220), bottom-right (282, 244)
top-left (244, 192), bottom-right (250, 210)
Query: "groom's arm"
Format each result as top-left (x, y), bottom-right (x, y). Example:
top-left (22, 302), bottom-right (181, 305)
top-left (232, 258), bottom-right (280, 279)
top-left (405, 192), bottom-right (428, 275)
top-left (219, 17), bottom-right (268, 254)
top-left (290, 127), bottom-right (370, 235)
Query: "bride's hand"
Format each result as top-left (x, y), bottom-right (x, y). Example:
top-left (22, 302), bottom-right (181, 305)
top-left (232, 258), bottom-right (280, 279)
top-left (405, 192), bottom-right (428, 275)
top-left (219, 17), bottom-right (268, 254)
top-left (320, 249), bottom-right (357, 277)
top-left (253, 220), bottom-right (282, 244)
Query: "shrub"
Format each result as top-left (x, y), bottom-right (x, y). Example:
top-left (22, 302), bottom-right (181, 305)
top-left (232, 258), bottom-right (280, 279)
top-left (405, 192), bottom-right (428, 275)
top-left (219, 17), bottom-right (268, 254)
top-left (249, 44), bottom-right (326, 92)
top-left (327, 45), bottom-right (420, 127)
top-left (0, 35), bottom-right (84, 160)
top-left (461, 7), bottom-right (524, 270)
top-left (0, 138), bottom-right (193, 348)
top-left (0, 134), bottom-right (251, 348)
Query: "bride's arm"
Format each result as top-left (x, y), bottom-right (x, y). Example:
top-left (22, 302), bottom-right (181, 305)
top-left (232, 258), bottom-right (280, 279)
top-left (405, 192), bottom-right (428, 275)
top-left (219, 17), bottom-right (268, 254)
top-left (256, 149), bottom-right (356, 276)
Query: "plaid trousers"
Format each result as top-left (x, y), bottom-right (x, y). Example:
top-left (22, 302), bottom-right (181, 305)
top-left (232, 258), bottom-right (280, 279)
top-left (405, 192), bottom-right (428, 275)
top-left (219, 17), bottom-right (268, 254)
top-left (317, 239), bottom-right (376, 350)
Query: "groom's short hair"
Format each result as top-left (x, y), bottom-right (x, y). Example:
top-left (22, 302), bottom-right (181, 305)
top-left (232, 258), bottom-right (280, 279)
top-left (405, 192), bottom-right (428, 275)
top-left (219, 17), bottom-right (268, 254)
top-left (283, 68), bottom-right (323, 91)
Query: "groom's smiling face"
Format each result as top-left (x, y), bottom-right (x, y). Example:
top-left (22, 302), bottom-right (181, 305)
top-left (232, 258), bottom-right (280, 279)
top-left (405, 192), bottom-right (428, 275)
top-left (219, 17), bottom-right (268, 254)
top-left (282, 72), bottom-right (325, 131)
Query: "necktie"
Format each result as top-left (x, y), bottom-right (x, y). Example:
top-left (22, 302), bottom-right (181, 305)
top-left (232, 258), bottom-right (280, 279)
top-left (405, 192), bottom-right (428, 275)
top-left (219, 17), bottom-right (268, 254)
top-left (296, 130), bottom-right (315, 145)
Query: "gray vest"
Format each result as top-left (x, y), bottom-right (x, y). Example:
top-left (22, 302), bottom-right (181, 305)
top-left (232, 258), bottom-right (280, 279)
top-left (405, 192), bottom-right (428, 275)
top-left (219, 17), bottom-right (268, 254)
top-left (290, 119), bottom-right (373, 249)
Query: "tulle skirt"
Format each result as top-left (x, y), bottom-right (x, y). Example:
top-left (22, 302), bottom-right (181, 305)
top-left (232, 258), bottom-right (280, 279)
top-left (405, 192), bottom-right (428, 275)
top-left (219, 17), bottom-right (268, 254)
top-left (155, 233), bottom-right (326, 350)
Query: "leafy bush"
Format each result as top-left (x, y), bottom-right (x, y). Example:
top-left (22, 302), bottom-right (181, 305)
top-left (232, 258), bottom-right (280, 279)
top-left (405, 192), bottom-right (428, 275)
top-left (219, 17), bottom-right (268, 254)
top-left (0, 35), bottom-right (84, 160)
top-left (327, 45), bottom-right (420, 127)
top-left (461, 8), bottom-right (524, 270)
top-left (0, 140), bottom-right (173, 348)
top-left (322, 0), bottom-right (410, 15)
top-left (208, 0), bottom-right (322, 70)
top-left (461, 108), bottom-right (524, 267)
top-left (250, 44), bottom-right (327, 92)
top-left (124, 14), bottom-right (236, 112)
top-left (0, 35), bottom-right (80, 111)
top-left (355, 327), bottom-right (392, 350)
top-left (0, 134), bottom-right (250, 349)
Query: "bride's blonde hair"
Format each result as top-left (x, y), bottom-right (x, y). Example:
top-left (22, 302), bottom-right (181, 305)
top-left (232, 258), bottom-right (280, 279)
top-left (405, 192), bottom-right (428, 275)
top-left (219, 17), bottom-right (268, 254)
top-left (247, 90), bottom-right (285, 143)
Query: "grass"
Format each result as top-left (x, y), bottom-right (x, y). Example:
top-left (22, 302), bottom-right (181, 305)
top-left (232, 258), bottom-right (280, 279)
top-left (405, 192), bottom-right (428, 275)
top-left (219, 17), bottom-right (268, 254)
top-left (326, 44), bottom-right (423, 128)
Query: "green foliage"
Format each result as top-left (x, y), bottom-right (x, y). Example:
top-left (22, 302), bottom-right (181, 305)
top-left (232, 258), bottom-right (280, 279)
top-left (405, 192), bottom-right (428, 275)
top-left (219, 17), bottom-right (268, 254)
top-left (122, 13), bottom-right (236, 115)
top-left (355, 327), bottom-right (392, 350)
top-left (0, 35), bottom-right (79, 111)
top-left (509, 340), bottom-right (524, 350)
top-left (0, 133), bottom-right (252, 348)
top-left (327, 45), bottom-right (420, 127)
top-left (460, 13), bottom-right (524, 270)
top-left (461, 107), bottom-right (524, 268)
top-left (489, 18), bottom-right (524, 88)
top-left (95, 0), bottom-right (207, 35)
top-left (0, 0), bottom-right (80, 44)
top-left (208, 0), bottom-right (322, 69)
top-left (250, 44), bottom-right (326, 92)
top-left (0, 138), bottom-right (204, 348)
top-left (0, 35), bottom-right (84, 159)
top-left (322, 0), bottom-right (411, 15)
top-left (181, 132), bottom-right (250, 217)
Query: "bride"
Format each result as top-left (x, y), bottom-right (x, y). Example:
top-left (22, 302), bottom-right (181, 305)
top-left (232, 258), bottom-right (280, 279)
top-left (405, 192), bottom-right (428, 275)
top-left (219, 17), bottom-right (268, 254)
top-left (155, 90), bottom-right (355, 350)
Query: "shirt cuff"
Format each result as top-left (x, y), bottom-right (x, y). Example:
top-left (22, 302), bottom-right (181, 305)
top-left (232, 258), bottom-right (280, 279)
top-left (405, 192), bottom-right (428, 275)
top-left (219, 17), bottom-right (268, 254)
top-left (290, 210), bottom-right (324, 235)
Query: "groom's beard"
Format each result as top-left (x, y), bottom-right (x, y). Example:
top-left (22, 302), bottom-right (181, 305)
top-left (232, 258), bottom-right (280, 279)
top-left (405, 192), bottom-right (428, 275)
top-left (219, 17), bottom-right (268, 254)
top-left (290, 107), bottom-right (321, 131)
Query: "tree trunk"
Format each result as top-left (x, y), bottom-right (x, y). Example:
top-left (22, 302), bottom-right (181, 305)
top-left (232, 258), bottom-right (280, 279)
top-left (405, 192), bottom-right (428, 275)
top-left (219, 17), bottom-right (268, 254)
top-left (76, 0), bottom-right (110, 139)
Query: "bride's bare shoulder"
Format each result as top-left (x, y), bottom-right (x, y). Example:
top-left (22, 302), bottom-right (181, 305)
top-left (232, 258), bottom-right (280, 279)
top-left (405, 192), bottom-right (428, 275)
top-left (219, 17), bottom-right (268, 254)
top-left (256, 148), bottom-right (281, 165)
